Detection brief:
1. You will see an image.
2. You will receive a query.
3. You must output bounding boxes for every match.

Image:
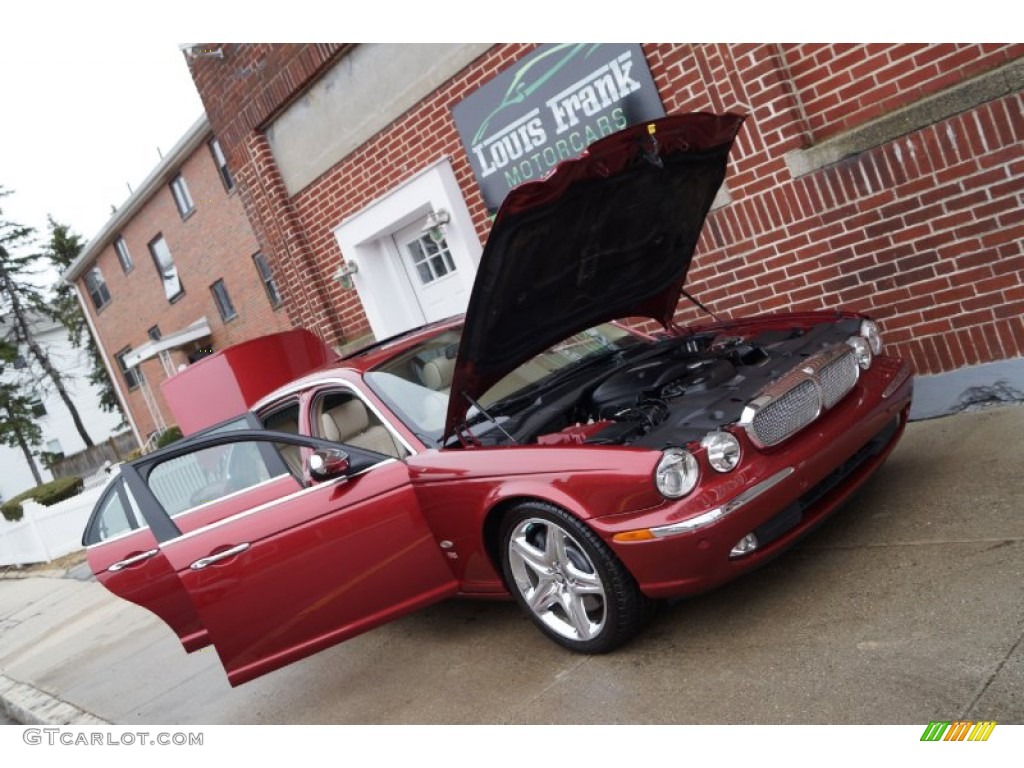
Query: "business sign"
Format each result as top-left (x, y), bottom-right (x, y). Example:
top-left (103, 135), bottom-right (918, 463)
top-left (452, 43), bottom-right (665, 212)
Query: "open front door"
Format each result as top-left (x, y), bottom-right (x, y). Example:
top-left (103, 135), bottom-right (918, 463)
top-left (130, 431), bottom-right (458, 686)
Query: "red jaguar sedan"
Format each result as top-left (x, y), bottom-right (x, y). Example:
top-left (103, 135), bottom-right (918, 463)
top-left (84, 113), bottom-right (913, 686)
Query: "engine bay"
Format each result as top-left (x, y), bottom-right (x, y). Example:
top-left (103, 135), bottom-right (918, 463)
top-left (488, 317), bottom-right (863, 449)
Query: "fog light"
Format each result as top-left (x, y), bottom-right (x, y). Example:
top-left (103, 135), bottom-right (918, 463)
top-left (730, 533), bottom-right (759, 558)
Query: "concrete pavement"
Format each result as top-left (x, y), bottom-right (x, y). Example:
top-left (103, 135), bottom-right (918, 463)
top-left (1, 404), bottom-right (1022, 725)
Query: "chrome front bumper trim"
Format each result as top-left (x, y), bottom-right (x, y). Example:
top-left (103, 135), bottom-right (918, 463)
top-left (649, 467), bottom-right (795, 538)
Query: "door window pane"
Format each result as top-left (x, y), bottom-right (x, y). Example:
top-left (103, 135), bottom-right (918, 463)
top-left (148, 441), bottom-right (286, 517)
top-left (93, 484), bottom-right (142, 542)
top-left (406, 233), bottom-right (456, 285)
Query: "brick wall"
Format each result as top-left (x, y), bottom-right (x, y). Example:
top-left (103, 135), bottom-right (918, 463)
top-left (188, 43), bottom-right (1024, 378)
top-left (188, 45), bottom-right (351, 344)
top-left (782, 44), bottom-right (1024, 141)
top-left (77, 136), bottom-right (292, 438)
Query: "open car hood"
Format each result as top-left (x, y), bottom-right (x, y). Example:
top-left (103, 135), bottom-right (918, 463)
top-left (444, 112), bottom-right (746, 440)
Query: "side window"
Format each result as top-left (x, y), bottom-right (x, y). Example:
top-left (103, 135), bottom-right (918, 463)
top-left (147, 440), bottom-right (286, 517)
top-left (87, 479), bottom-right (145, 544)
top-left (313, 390), bottom-right (407, 459)
top-left (260, 402), bottom-right (303, 477)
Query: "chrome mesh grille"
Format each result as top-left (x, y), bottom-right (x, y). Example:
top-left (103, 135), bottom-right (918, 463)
top-left (750, 379), bottom-right (821, 447)
top-left (742, 341), bottom-right (863, 448)
top-left (818, 348), bottom-right (859, 409)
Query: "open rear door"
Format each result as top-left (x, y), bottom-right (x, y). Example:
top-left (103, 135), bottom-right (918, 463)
top-left (85, 476), bottom-right (208, 652)
top-left (127, 431), bottom-right (458, 686)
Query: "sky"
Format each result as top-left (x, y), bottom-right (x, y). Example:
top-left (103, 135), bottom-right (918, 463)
top-left (0, 40), bottom-right (202, 246)
top-left (0, 3), bottom-right (997, 257)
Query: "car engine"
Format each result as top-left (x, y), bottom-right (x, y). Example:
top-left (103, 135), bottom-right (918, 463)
top-left (511, 317), bottom-right (864, 449)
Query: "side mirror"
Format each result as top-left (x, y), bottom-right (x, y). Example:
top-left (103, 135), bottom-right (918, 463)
top-left (308, 448), bottom-right (350, 481)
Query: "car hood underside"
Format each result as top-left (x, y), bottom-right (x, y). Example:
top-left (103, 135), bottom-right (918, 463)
top-left (445, 112), bottom-right (746, 439)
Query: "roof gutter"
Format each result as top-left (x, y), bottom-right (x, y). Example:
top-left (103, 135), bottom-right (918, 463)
top-left (62, 114), bottom-right (212, 283)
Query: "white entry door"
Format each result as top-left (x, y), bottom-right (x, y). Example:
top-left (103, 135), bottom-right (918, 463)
top-left (393, 219), bottom-right (469, 324)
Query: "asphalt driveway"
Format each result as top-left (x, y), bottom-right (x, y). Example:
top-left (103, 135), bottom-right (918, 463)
top-left (1, 405), bottom-right (1021, 724)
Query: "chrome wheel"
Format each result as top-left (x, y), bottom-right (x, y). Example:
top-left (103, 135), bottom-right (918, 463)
top-left (506, 516), bottom-right (608, 642)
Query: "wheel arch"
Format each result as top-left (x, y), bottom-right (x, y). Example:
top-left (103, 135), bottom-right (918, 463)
top-left (482, 494), bottom-right (587, 583)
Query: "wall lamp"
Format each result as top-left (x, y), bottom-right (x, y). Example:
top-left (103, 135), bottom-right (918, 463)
top-left (333, 260), bottom-right (359, 290)
top-left (422, 209), bottom-right (450, 244)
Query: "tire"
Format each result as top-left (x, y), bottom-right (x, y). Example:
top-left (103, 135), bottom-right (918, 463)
top-left (499, 501), bottom-right (649, 653)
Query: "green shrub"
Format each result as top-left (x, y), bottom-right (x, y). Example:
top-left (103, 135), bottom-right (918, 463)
top-left (1, 500), bottom-right (23, 522)
top-left (154, 426), bottom-right (183, 450)
top-left (33, 475), bottom-right (84, 506)
top-left (0, 475), bottom-right (85, 521)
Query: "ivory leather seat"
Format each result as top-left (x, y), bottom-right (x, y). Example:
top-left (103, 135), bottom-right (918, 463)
top-left (319, 398), bottom-right (404, 458)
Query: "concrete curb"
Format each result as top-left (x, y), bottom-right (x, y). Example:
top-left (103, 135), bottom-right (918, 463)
top-left (0, 569), bottom-right (68, 581)
top-left (0, 675), bottom-right (109, 725)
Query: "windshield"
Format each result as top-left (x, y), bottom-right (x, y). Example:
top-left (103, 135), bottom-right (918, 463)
top-left (364, 323), bottom-right (646, 445)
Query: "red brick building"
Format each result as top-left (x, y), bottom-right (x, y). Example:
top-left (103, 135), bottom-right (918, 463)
top-left (63, 116), bottom-right (293, 444)
top-left (185, 44), bottom-right (1023, 416)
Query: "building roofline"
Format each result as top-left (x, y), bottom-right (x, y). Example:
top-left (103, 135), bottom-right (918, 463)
top-left (62, 113), bottom-right (212, 283)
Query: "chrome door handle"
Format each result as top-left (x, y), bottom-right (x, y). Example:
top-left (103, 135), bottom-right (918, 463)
top-left (108, 549), bottom-right (159, 572)
top-left (189, 543), bottom-right (251, 571)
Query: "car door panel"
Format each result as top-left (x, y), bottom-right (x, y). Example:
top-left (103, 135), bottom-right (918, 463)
top-left (90, 534), bottom-right (211, 653)
top-left (85, 415), bottom-right (299, 656)
top-left (160, 459), bottom-right (458, 686)
top-left (85, 478), bottom-right (209, 652)
top-left (171, 474), bottom-right (302, 535)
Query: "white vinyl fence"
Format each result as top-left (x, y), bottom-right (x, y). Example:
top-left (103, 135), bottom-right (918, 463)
top-left (0, 480), bottom-right (109, 567)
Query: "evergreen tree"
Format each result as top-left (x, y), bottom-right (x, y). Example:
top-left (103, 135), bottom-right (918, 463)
top-left (43, 217), bottom-right (125, 423)
top-left (0, 381), bottom-right (44, 486)
top-left (0, 187), bottom-right (95, 447)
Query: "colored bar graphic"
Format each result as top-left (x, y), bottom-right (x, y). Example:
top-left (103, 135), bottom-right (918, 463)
top-left (968, 721), bottom-right (997, 741)
top-left (944, 721), bottom-right (972, 741)
top-left (920, 720), bottom-right (996, 741)
top-left (921, 721), bottom-right (950, 741)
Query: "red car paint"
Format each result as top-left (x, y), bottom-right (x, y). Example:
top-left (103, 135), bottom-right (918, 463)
top-left (84, 114), bottom-right (914, 686)
top-left (161, 329), bottom-right (337, 435)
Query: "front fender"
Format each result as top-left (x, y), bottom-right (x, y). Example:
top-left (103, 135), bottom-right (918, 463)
top-left (407, 445), bottom-right (665, 591)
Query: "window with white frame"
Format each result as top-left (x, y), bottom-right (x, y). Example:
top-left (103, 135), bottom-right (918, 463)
top-left (115, 347), bottom-right (144, 390)
top-left (406, 233), bottom-right (456, 285)
top-left (84, 266), bottom-right (111, 309)
top-left (170, 173), bottom-right (195, 218)
top-left (209, 138), bottom-right (234, 192)
top-left (114, 235), bottom-right (133, 273)
top-left (148, 234), bottom-right (184, 302)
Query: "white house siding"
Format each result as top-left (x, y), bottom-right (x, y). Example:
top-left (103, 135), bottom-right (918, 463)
top-left (0, 315), bottom-right (125, 503)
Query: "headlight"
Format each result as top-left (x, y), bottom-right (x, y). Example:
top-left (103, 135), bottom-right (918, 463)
top-left (846, 335), bottom-right (873, 370)
top-left (700, 431), bottom-right (741, 473)
top-left (860, 319), bottom-right (883, 355)
top-left (654, 448), bottom-right (700, 498)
